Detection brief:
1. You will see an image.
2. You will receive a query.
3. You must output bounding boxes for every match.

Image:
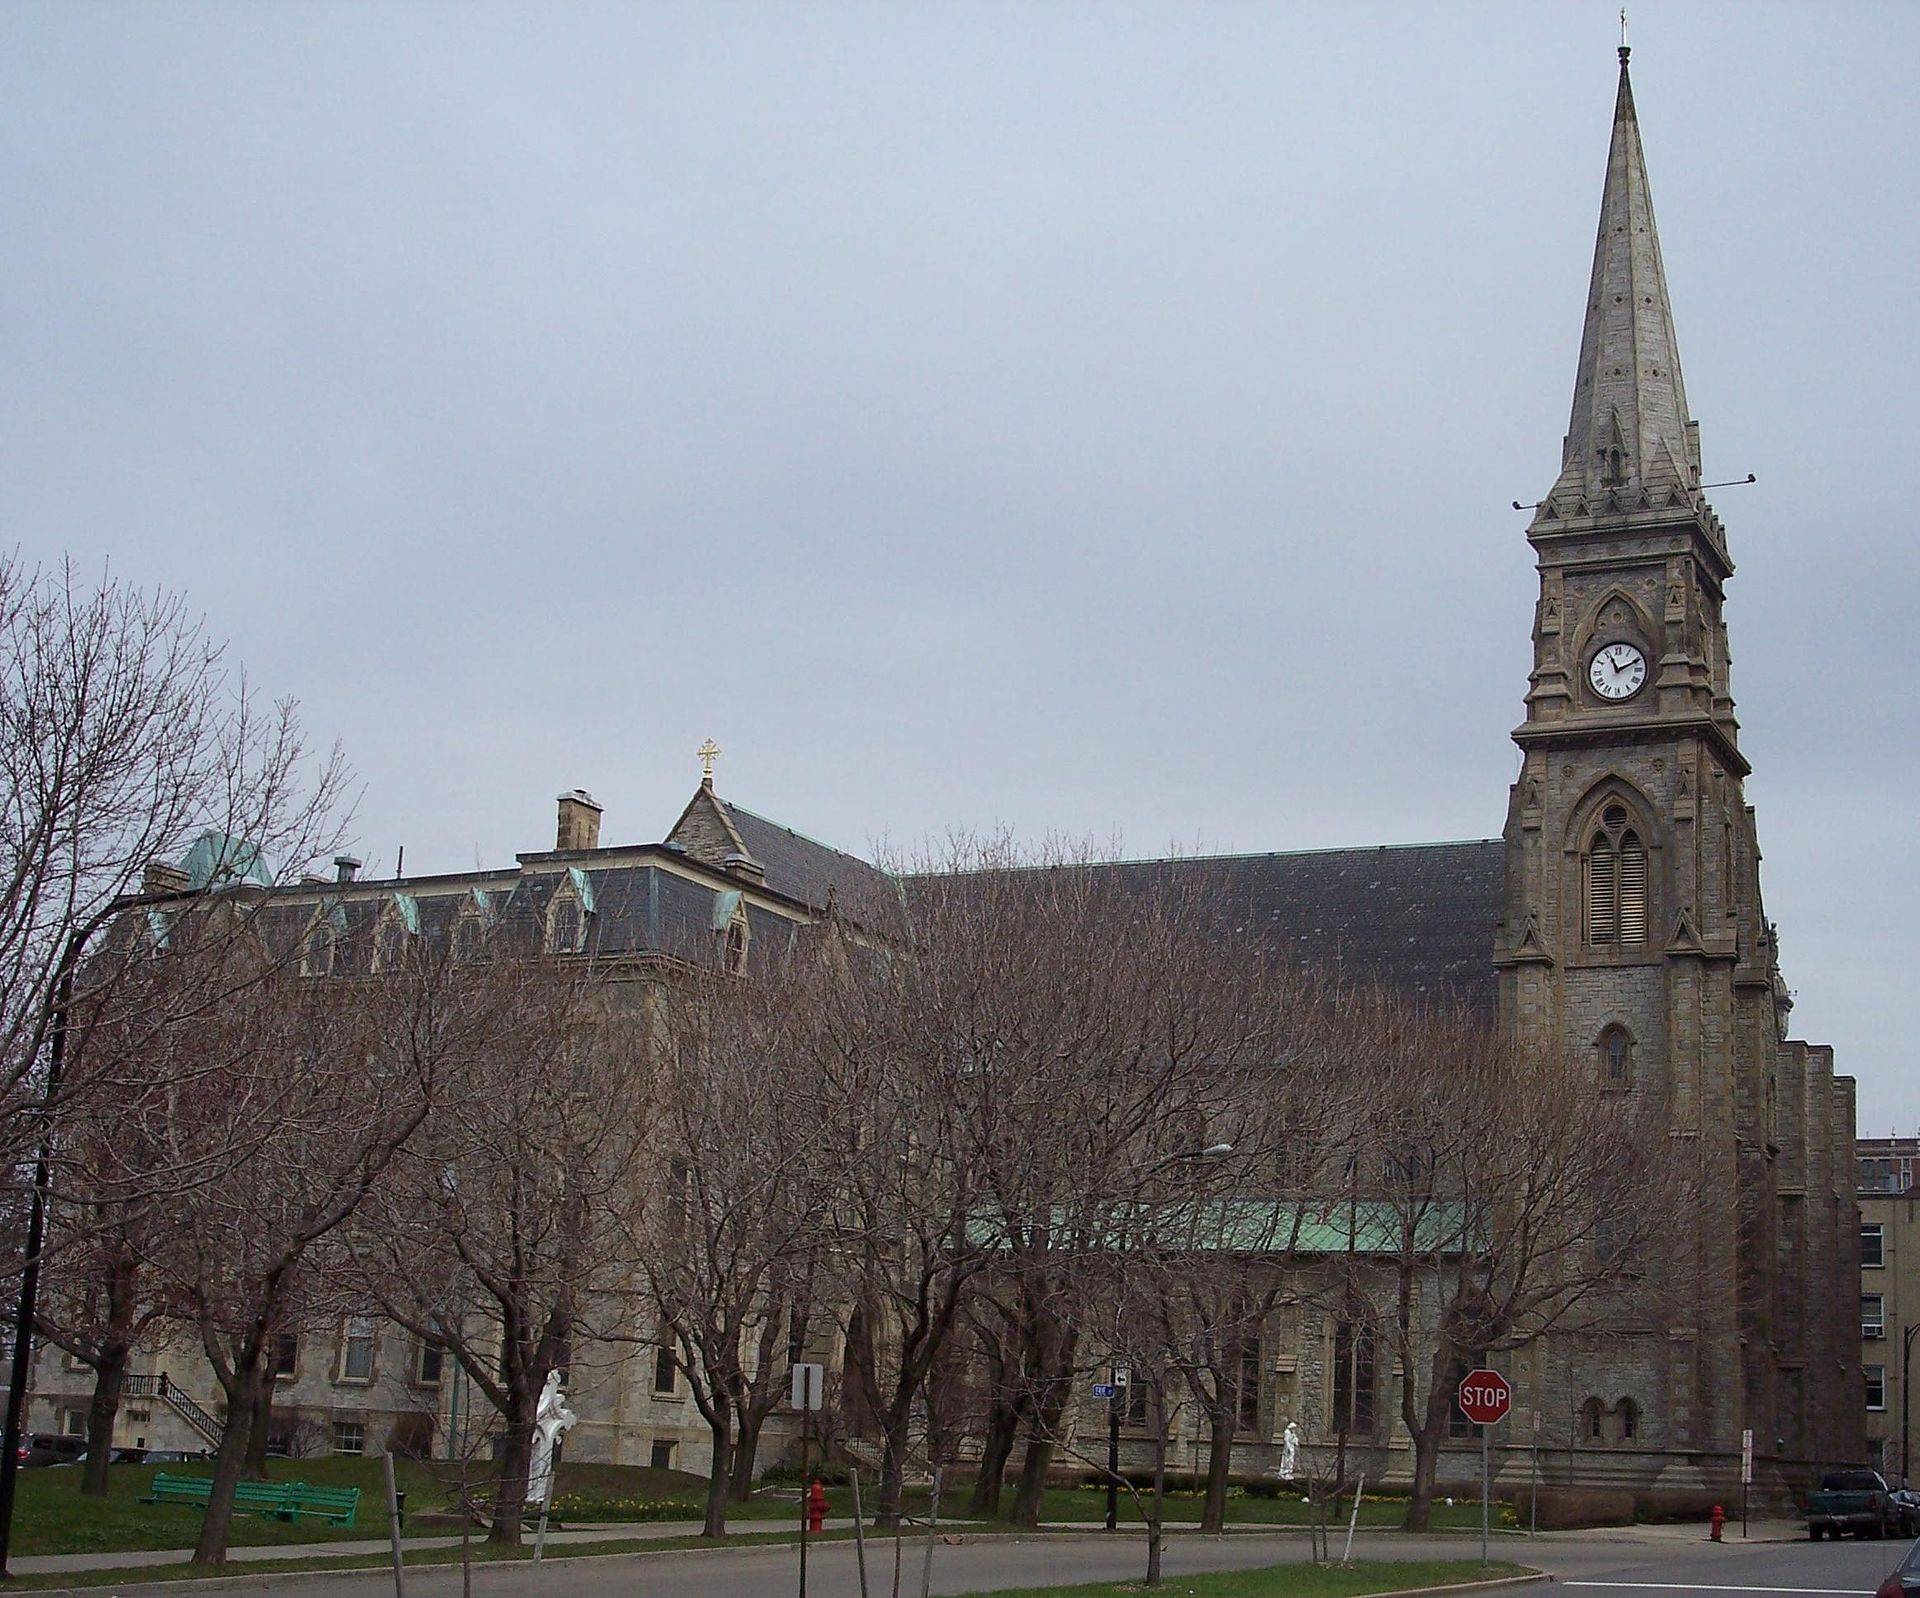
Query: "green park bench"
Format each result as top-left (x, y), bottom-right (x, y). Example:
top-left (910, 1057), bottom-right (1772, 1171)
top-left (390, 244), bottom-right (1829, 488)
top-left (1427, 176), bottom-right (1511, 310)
top-left (143, 1473), bottom-right (294, 1519)
top-left (141, 1473), bottom-right (357, 1526)
top-left (281, 1482), bottom-right (361, 1527)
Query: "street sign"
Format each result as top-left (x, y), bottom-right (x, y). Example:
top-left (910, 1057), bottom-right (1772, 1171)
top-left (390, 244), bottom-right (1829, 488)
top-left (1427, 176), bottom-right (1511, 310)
top-left (1092, 1383), bottom-right (1116, 1399)
top-left (1741, 1428), bottom-right (1753, 1485)
top-left (790, 1362), bottom-right (824, 1412)
top-left (1457, 1369), bottom-right (1512, 1427)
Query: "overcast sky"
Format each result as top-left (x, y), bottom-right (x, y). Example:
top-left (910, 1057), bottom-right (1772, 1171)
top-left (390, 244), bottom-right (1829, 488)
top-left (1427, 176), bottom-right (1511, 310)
top-left (5, 3), bottom-right (1915, 1127)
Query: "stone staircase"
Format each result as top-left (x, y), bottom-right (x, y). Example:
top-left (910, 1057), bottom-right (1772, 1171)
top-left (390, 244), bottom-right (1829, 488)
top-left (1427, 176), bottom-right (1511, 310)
top-left (123, 1372), bottom-right (221, 1446)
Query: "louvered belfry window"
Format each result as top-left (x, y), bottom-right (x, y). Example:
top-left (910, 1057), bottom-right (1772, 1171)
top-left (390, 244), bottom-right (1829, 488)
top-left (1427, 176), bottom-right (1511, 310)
top-left (1585, 803), bottom-right (1648, 948)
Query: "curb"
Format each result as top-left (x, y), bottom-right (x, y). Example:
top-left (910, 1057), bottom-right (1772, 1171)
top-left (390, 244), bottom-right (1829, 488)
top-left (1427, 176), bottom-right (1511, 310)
top-left (1357, 1574), bottom-right (1548, 1598)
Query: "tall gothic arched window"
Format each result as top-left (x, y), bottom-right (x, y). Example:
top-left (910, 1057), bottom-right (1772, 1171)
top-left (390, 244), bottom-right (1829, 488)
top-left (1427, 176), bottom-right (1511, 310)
top-left (1584, 804), bottom-right (1648, 947)
top-left (1597, 1024), bottom-right (1635, 1090)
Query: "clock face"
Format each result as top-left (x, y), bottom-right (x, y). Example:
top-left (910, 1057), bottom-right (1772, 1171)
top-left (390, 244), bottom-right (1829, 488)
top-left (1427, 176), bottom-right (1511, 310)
top-left (1589, 642), bottom-right (1647, 701)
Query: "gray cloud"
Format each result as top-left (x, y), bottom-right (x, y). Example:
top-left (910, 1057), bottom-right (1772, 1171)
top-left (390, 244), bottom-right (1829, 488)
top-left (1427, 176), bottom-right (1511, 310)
top-left (4, 2), bottom-right (1914, 1124)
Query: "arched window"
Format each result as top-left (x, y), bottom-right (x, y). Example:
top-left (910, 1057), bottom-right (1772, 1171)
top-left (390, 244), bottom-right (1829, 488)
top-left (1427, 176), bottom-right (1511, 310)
top-left (1615, 1397), bottom-right (1640, 1443)
top-left (1584, 804), bottom-right (1648, 948)
top-left (723, 912), bottom-right (750, 975)
top-left (1597, 1025), bottom-right (1635, 1090)
top-left (1581, 1397), bottom-right (1605, 1443)
top-left (301, 916), bottom-right (335, 978)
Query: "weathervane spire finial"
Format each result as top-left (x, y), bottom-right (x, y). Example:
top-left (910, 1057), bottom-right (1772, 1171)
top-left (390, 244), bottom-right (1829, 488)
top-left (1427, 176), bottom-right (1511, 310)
top-left (697, 738), bottom-right (722, 788)
top-left (1619, 7), bottom-right (1630, 63)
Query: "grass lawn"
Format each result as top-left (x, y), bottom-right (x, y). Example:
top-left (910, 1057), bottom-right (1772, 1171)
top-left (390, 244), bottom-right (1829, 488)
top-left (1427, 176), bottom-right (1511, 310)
top-left (973, 1560), bottom-right (1534, 1597)
top-left (15, 1457), bottom-right (1509, 1558)
top-left (1009, 1487), bottom-right (1501, 1532)
top-left (10, 1456), bottom-right (708, 1557)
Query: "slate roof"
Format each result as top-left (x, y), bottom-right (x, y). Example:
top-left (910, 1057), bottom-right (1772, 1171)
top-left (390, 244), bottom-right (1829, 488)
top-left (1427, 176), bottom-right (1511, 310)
top-left (1092, 840), bottom-right (1506, 1014)
top-left (722, 801), bottom-right (895, 915)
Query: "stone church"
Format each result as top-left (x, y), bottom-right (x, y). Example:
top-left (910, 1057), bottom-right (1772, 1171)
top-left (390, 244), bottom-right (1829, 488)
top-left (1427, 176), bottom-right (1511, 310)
top-left (30, 49), bottom-right (1859, 1493)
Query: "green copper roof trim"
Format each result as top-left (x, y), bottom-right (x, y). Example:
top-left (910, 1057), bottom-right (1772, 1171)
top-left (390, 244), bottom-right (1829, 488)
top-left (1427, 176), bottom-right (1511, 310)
top-left (567, 866), bottom-right (596, 913)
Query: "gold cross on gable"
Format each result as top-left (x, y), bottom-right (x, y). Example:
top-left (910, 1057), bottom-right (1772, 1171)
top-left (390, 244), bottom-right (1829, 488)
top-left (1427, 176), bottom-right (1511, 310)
top-left (697, 738), bottom-right (722, 783)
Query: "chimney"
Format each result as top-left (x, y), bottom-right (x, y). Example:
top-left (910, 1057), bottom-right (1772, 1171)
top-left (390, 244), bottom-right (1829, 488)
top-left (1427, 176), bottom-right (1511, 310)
top-left (722, 851), bottom-right (766, 886)
top-left (556, 790), bottom-right (603, 852)
top-left (141, 860), bottom-right (191, 897)
top-left (334, 855), bottom-right (362, 884)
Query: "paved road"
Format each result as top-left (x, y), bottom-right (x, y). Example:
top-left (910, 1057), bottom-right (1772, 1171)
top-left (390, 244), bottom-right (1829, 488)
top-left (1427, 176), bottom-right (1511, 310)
top-left (46, 1525), bottom-right (1920, 1597)
top-left (1518, 1527), bottom-right (1911, 1597)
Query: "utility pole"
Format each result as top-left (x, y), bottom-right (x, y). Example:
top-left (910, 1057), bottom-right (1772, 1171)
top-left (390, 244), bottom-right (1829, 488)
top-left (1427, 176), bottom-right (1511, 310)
top-left (1903, 1323), bottom-right (1920, 1489)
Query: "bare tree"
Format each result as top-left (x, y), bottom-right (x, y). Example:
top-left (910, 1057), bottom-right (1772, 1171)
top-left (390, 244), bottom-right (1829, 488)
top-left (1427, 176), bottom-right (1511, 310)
top-left (146, 942), bottom-right (466, 1564)
top-left (31, 1189), bottom-right (172, 1497)
top-left (350, 952), bottom-right (648, 1547)
top-left (1346, 997), bottom-right (1690, 1531)
top-left (630, 961), bottom-right (839, 1537)
top-left (0, 554), bottom-right (349, 1184)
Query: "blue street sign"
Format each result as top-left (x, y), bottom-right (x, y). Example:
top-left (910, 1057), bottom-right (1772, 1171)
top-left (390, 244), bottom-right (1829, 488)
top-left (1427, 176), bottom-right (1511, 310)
top-left (1092, 1383), bottom-right (1116, 1399)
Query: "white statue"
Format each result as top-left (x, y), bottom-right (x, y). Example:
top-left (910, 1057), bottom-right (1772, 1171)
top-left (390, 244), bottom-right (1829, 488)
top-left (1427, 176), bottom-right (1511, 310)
top-left (1279, 1419), bottom-right (1300, 1480)
top-left (526, 1369), bottom-right (578, 1507)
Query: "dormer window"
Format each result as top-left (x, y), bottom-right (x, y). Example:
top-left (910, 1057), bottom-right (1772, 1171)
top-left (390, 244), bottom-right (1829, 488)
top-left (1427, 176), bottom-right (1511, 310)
top-left (372, 896), bottom-right (419, 973)
top-left (301, 915), bottom-right (336, 978)
top-left (1584, 804), bottom-right (1648, 948)
top-left (546, 891), bottom-right (585, 955)
top-left (451, 909), bottom-right (484, 963)
top-left (724, 914), bottom-right (749, 975)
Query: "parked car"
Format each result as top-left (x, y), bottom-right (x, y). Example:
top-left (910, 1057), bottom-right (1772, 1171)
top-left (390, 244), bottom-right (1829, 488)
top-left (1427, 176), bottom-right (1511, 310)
top-left (16, 1434), bottom-right (87, 1468)
top-left (1874, 1535), bottom-right (1920, 1597)
top-left (1809, 1468), bottom-right (1899, 1540)
top-left (104, 1445), bottom-right (208, 1465)
top-left (1892, 1487), bottom-right (1920, 1536)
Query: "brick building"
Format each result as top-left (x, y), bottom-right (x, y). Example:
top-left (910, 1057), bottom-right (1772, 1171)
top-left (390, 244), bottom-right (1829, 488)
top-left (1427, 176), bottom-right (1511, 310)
top-left (1859, 1138), bottom-right (1920, 1482)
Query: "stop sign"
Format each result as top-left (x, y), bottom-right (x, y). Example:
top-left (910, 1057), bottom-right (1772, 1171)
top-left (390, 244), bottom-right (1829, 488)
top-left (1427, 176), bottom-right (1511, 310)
top-left (1457, 1369), bottom-right (1511, 1426)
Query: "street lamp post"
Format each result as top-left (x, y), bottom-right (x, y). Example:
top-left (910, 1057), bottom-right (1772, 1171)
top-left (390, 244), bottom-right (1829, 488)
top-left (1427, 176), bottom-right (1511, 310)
top-left (0, 943), bottom-right (84, 1580)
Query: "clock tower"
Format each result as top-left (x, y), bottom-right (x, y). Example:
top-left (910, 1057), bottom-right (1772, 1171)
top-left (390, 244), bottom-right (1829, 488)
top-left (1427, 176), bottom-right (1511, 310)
top-left (1494, 48), bottom-right (1860, 1483)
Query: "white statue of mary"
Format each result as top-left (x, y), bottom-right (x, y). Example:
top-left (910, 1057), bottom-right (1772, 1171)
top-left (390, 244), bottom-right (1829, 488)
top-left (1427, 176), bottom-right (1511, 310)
top-left (1279, 1418), bottom-right (1301, 1480)
top-left (526, 1369), bottom-right (578, 1507)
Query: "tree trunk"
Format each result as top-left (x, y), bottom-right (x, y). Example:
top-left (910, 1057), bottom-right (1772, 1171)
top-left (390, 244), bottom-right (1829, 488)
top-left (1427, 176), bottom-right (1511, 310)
top-left (1402, 1378), bottom-right (1453, 1532)
top-left (875, 1421), bottom-right (902, 1536)
top-left (727, 1405), bottom-right (766, 1502)
top-left (1401, 1339), bottom-right (1456, 1533)
top-left (1199, 1403), bottom-right (1235, 1533)
top-left (192, 1365), bottom-right (264, 1565)
top-left (80, 1346), bottom-right (128, 1498)
top-left (487, 1417), bottom-right (532, 1547)
top-left (968, 1394), bottom-right (1021, 1516)
top-left (1009, 1431), bottom-right (1052, 1526)
top-left (243, 1376), bottom-right (275, 1478)
top-left (703, 1423), bottom-right (733, 1538)
top-left (1008, 1374), bottom-right (1072, 1527)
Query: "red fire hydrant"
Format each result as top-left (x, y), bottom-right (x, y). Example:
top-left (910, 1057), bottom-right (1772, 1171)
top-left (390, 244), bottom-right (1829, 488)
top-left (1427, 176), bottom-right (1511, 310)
top-left (1710, 1504), bottom-right (1725, 1542)
top-left (807, 1479), bottom-right (828, 1534)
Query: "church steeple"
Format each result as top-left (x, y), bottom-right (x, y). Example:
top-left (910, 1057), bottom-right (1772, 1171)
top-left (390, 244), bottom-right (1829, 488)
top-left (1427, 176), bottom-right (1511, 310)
top-left (1547, 47), bottom-right (1698, 508)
